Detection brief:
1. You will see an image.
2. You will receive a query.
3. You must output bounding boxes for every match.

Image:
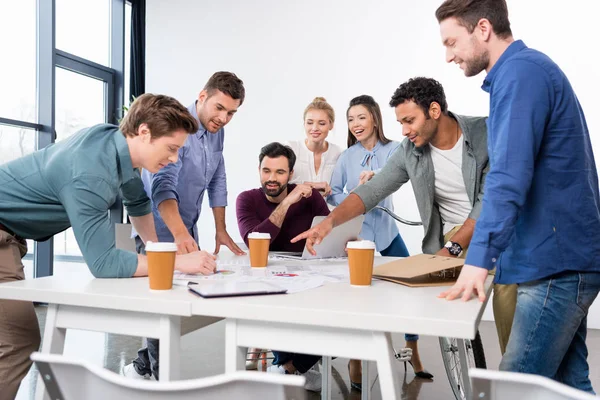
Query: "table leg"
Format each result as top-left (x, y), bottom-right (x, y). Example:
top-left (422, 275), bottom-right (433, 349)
top-left (373, 332), bottom-right (400, 400)
top-left (158, 315), bottom-right (181, 381)
top-left (36, 304), bottom-right (66, 400)
top-left (321, 356), bottom-right (332, 400)
top-left (225, 319), bottom-right (247, 373)
top-left (361, 360), bottom-right (373, 400)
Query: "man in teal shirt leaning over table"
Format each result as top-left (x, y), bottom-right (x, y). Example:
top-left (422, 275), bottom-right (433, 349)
top-left (0, 93), bottom-right (217, 400)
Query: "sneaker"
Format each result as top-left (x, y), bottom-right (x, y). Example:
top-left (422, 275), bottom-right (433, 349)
top-left (302, 369), bottom-right (322, 392)
top-left (121, 363), bottom-right (152, 380)
top-left (267, 364), bottom-right (287, 374)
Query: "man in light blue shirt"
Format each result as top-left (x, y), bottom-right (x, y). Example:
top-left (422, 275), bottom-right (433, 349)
top-left (125, 72), bottom-right (246, 381)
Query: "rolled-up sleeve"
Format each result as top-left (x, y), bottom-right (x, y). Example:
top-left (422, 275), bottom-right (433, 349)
top-left (208, 153), bottom-right (228, 208)
top-left (466, 61), bottom-right (550, 270)
top-left (151, 146), bottom-right (186, 206)
top-left (120, 170), bottom-right (151, 217)
top-left (236, 191), bottom-right (281, 246)
top-left (60, 176), bottom-right (137, 278)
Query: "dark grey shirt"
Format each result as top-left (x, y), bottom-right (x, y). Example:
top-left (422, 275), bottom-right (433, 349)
top-left (353, 113), bottom-right (488, 254)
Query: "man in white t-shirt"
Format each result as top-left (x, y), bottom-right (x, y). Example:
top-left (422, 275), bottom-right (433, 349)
top-left (297, 77), bottom-right (516, 355)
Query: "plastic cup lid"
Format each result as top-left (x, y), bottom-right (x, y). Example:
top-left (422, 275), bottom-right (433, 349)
top-left (145, 241), bottom-right (178, 252)
top-left (248, 232), bottom-right (271, 239)
top-left (347, 240), bottom-right (376, 250)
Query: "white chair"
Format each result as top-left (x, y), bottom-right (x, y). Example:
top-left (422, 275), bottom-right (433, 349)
top-left (469, 368), bottom-right (597, 400)
top-left (32, 352), bottom-right (306, 400)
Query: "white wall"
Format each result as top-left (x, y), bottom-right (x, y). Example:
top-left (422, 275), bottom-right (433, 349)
top-left (146, 0), bottom-right (600, 324)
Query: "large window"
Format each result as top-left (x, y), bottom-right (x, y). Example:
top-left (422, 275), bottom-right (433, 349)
top-left (0, 0), bottom-right (127, 277)
top-left (0, 1), bottom-right (37, 123)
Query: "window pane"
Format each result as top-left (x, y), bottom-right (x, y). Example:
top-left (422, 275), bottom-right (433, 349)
top-left (0, 125), bottom-right (36, 164)
top-left (0, 1), bottom-right (37, 122)
top-left (125, 2), bottom-right (132, 105)
top-left (55, 68), bottom-right (106, 141)
top-left (55, 68), bottom-right (107, 258)
top-left (56, 0), bottom-right (110, 66)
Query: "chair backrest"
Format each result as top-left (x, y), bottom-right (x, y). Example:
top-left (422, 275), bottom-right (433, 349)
top-left (32, 352), bottom-right (306, 400)
top-left (470, 368), bottom-right (597, 400)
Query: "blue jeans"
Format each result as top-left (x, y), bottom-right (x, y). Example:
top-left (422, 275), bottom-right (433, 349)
top-left (379, 234), bottom-right (417, 342)
top-left (500, 271), bottom-right (600, 393)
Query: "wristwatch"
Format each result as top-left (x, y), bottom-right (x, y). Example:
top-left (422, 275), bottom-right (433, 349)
top-left (444, 241), bottom-right (463, 257)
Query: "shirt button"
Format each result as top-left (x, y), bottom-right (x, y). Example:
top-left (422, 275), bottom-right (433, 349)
top-left (492, 258), bottom-right (497, 262)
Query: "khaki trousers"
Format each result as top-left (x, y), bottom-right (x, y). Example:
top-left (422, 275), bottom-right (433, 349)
top-left (445, 226), bottom-right (517, 355)
top-left (0, 230), bottom-right (41, 400)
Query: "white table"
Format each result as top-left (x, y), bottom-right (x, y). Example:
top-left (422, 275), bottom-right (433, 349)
top-left (0, 267), bottom-right (218, 400)
top-left (0, 254), bottom-right (491, 400)
top-left (185, 254), bottom-right (492, 400)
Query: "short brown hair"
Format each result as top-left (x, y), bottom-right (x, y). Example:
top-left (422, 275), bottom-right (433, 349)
top-left (119, 93), bottom-right (198, 139)
top-left (304, 97), bottom-right (335, 124)
top-left (204, 71), bottom-right (246, 106)
top-left (435, 0), bottom-right (512, 39)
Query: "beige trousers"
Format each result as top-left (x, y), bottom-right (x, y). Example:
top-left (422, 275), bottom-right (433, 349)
top-left (0, 230), bottom-right (41, 400)
top-left (445, 226), bottom-right (517, 355)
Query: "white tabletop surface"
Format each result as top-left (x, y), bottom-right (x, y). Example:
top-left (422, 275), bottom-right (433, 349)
top-left (0, 252), bottom-right (491, 338)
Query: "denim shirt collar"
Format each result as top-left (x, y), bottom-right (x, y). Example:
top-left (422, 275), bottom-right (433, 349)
top-left (113, 129), bottom-right (138, 183)
top-left (482, 40), bottom-right (527, 93)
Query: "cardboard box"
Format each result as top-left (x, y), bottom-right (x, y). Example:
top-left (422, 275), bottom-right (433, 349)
top-left (373, 254), bottom-right (464, 287)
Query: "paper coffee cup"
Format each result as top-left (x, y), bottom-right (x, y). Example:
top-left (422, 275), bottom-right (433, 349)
top-left (146, 241), bottom-right (177, 290)
top-left (248, 232), bottom-right (270, 268)
top-left (347, 240), bottom-right (376, 286)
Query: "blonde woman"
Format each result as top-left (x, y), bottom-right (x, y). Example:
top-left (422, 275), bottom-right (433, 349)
top-left (287, 97), bottom-right (342, 196)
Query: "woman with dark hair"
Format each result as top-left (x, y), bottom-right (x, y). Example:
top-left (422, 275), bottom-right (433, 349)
top-left (328, 95), bottom-right (431, 390)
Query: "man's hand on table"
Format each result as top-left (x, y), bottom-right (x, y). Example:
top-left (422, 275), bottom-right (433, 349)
top-left (175, 251), bottom-right (217, 275)
top-left (438, 264), bottom-right (488, 302)
top-left (214, 229), bottom-right (246, 256)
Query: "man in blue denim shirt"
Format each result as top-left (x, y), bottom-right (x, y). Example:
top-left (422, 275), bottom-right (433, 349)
top-left (436, 0), bottom-right (600, 392)
top-left (124, 72), bottom-right (246, 381)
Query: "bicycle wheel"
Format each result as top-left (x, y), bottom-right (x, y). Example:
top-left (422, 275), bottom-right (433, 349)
top-left (439, 331), bottom-right (486, 400)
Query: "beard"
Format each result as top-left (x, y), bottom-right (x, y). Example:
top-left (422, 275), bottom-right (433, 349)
top-left (463, 41), bottom-right (490, 77)
top-left (261, 181), bottom-right (288, 197)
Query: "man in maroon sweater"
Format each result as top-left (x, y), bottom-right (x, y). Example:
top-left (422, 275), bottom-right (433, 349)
top-left (236, 142), bottom-right (330, 253)
top-left (235, 142), bottom-right (329, 391)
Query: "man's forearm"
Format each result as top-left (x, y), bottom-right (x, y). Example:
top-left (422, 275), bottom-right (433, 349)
top-left (268, 200), bottom-right (292, 228)
top-left (130, 214), bottom-right (158, 244)
top-left (212, 206), bottom-right (227, 232)
top-left (133, 254), bottom-right (149, 277)
top-left (328, 193), bottom-right (366, 228)
top-left (157, 199), bottom-right (188, 236)
top-left (449, 218), bottom-right (476, 248)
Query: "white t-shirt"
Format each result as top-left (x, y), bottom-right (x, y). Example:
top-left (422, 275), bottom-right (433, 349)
top-left (286, 140), bottom-right (342, 184)
top-left (429, 135), bottom-right (472, 234)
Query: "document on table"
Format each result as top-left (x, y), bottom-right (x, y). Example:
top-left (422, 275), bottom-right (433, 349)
top-left (173, 263), bottom-right (350, 292)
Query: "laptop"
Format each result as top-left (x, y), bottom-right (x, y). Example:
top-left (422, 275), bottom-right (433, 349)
top-left (270, 215), bottom-right (365, 260)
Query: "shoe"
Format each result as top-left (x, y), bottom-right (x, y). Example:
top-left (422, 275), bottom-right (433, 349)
top-left (348, 362), bottom-right (361, 391)
top-left (267, 364), bottom-right (287, 374)
top-left (405, 360), bottom-right (434, 379)
top-left (121, 363), bottom-right (152, 380)
top-left (267, 364), bottom-right (322, 392)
